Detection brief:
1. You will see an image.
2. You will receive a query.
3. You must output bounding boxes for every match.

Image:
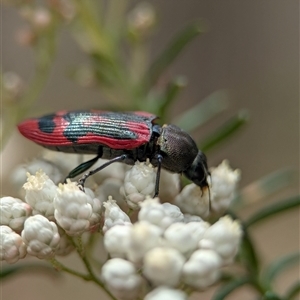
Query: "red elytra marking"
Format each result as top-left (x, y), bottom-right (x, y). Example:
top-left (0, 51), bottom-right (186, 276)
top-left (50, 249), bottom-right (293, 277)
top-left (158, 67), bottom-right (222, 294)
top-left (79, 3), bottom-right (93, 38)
top-left (18, 115), bottom-right (152, 150)
top-left (18, 117), bottom-right (71, 146)
top-left (75, 132), bottom-right (148, 149)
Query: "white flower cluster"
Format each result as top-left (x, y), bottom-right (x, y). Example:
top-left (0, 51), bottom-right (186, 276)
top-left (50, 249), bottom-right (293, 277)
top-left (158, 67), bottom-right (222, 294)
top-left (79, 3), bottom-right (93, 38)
top-left (3, 150), bottom-right (242, 299)
top-left (103, 198), bottom-right (242, 298)
top-left (1, 169), bottom-right (102, 262)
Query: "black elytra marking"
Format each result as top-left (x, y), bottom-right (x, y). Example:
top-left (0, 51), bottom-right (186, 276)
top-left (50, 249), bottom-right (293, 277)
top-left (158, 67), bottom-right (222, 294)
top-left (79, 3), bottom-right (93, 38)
top-left (62, 111), bottom-right (140, 143)
top-left (38, 114), bottom-right (56, 134)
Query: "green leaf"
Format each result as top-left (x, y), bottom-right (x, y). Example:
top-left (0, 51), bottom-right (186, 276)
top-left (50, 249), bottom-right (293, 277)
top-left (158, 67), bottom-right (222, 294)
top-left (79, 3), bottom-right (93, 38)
top-left (158, 76), bottom-right (188, 121)
top-left (146, 22), bottom-right (204, 88)
top-left (262, 253), bottom-right (300, 288)
top-left (174, 90), bottom-right (229, 132)
top-left (232, 168), bottom-right (297, 209)
top-left (227, 211), bottom-right (260, 275)
top-left (285, 281), bottom-right (300, 300)
top-left (245, 195), bottom-right (300, 228)
top-left (91, 52), bottom-right (120, 87)
top-left (262, 291), bottom-right (282, 300)
top-left (200, 110), bottom-right (249, 152)
top-left (0, 264), bottom-right (57, 281)
top-left (239, 229), bottom-right (260, 275)
top-left (212, 276), bottom-right (251, 300)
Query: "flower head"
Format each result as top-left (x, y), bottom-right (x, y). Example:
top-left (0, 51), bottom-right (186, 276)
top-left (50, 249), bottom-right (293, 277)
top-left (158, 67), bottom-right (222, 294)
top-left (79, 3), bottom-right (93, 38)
top-left (210, 160), bottom-right (241, 214)
top-left (0, 196), bottom-right (32, 232)
top-left (199, 215), bottom-right (242, 264)
top-left (23, 170), bottom-right (57, 220)
top-left (163, 221), bottom-right (209, 257)
top-left (183, 249), bottom-right (222, 289)
top-left (175, 183), bottom-right (210, 218)
top-left (0, 225), bottom-right (27, 264)
top-left (126, 221), bottom-right (162, 264)
top-left (104, 225), bottom-right (132, 258)
top-left (54, 181), bottom-right (101, 236)
top-left (21, 215), bottom-right (60, 259)
top-left (145, 287), bottom-right (187, 300)
top-left (143, 247), bottom-right (185, 286)
top-left (102, 197), bottom-right (131, 233)
top-left (121, 161), bottom-right (156, 209)
top-left (138, 197), bottom-right (184, 230)
top-left (102, 258), bottom-right (142, 300)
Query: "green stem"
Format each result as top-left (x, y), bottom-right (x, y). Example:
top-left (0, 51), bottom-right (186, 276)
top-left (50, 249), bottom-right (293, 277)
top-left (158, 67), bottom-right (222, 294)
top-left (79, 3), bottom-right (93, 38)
top-left (69, 236), bottom-right (118, 300)
top-left (49, 258), bottom-right (89, 280)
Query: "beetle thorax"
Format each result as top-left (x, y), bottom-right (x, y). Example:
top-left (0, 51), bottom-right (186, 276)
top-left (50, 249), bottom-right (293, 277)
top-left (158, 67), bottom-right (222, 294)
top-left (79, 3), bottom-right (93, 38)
top-left (157, 124), bottom-right (198, 173)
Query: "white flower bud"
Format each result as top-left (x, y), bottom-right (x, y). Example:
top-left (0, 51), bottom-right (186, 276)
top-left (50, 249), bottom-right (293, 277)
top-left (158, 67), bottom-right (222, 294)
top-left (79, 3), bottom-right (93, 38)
top-left (11, 158), bottom-right (63, 195)
top-left (159, 170), bottom-right (181, 203)
top-left (174, 183), bottom-right (210, 218)
top-left (0, 197), bottom-right (32, 232)
top-left (23, 171), bottom-right (57, 220)
top-left (143, 247), bottom-right (185, 287)
top-left (199, 215), bottom-right (242, 264)
top-left (163, 222), bottom-right (209, 257)
top-left (102, 197), bottom-right (131, 233)
top-left (145, 287), bottom-right (187, 300)
top-left (0, 225), bottom-right (26, 263)
top-left (122, 161), bottom-right (156, 209)
top-left (138, 198), bottom-right (184, 230)
top-left (21, 215), bottom-right (60, 259)
top-left (210, 160), bottom-right (241, 213)
top-left (104, 225), bottom-right (132, 258)
top-left (102, 258), bottom-right (142, 300)
top-left (54, 181), bottom-right (101, 236)
top-left (183, 214), bottom-right (203, 223)
top-left (183, 249), bottom-right (222, 289)
top-left (126, 221), bottom-right (162, 264)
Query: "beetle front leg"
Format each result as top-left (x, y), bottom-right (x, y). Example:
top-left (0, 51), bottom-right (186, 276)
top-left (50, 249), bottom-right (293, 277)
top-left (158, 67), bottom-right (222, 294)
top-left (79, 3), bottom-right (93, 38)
top-left (77, 154), bottom-right (128, 189)
top-left (153, 154), bottom-right (163, 198)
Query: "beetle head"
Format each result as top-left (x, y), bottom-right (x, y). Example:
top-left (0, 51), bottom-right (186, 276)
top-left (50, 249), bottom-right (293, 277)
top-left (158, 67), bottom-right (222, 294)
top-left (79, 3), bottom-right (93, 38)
top-left (183, 150), bottom-right (210, 190)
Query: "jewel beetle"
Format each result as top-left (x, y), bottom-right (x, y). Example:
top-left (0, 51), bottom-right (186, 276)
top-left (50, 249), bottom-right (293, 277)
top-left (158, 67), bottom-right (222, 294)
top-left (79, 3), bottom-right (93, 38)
top-left (17, 110), bottom-right (210, 197)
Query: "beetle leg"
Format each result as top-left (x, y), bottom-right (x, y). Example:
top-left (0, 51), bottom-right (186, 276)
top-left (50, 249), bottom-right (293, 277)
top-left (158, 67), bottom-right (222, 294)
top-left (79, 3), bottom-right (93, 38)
top-left (65, 155), bottom-right (100, 182)
top-left (153, 154), bottom-right (163, 198)
top-left (77, 154), bottom-right (128, 189)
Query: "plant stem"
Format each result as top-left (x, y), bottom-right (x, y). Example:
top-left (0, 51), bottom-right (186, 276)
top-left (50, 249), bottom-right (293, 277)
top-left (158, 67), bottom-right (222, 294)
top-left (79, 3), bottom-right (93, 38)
top-left (69, 235), bottom-right (118, 300)
top-left (49, 258), bottom-right (90, 280)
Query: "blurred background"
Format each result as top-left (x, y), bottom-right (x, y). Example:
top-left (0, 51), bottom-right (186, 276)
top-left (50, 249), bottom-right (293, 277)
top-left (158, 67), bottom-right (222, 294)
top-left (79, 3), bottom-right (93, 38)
top-left (1, 1), bottom-right (299, 299)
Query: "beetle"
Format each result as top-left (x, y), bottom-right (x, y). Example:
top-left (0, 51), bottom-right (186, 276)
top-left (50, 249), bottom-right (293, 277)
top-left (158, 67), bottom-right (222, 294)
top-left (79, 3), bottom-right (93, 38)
top-left (17, 110), bottom-right (210, 198)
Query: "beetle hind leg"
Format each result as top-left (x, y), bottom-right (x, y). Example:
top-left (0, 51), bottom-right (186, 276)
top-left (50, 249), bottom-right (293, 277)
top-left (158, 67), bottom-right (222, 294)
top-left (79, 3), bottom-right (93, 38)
top-left (64, 155), bottom-right (100, 182)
